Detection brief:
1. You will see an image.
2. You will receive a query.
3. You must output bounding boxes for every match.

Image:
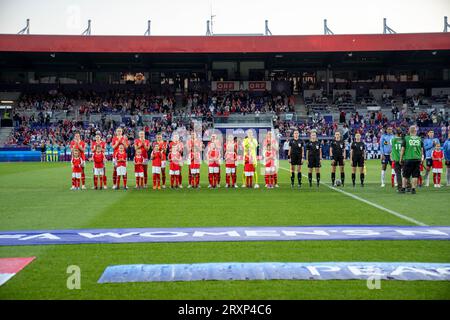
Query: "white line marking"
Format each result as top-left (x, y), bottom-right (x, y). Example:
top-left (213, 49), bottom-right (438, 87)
top-left (278, 166), bottom-right (428, 226)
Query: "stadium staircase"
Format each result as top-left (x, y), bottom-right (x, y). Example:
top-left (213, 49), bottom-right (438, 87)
top-left (0, 127), bottom-right (13, 146)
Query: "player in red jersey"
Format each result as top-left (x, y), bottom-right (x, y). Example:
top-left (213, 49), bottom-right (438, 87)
top-left (169, 134), bottom-right (184, 188)
top-left (264, 143), bottom-right (277, 188)
top-left (71, 149), bottom-right (84, 190)
top-left (134, 148), bottom-right (145, 189)
top-left (114, 144), bottom-right (128, 190)
top-left (208, 133), bottom-right (222, 187)
top-left (189, 144), bottom-right (202, 189)
top-left (224, 135), bottom-right (238, 188)
top-left (90, 145), bottom-right (107, 190)
top-left (168, 144), bottom-right (182, 188)
top-left (134, 131), bottom-right (151, 188)
top-left (207, 140), bottom-right (221, 188)
top-left (151, 144), bottom-right (162, 190)
top-left (432, 144), bottom-right (444, 188)
top-left (91, 133), bottom-right (107, 188)
top-left (186, 131), bottom-right (203, 188)
top-left (244, 153), bottom-right (256, 188)
top-left (263, 131), bottom-right (279, 187)
top-left (154, 133), bottom-right (168, 188)
top-left (70, 132), bottom-right (86, 189)
top-left (111, 128), bottom-right (129, 189)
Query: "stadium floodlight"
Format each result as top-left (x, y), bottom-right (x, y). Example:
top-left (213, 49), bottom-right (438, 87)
top-left (324, 19), bottom-right (334, 35)
top-left (144, 20), bottom-right (151, 36)
top-left (206, 20), bottom-right (212, 36)
top-left (82, 19), bottom-right (91, 36)
top-left (444, 16), bottom-right (450, 32)
top-left (383, 18), bottom-right (396, 34)
top-left (17, 18), bottom-right (30, 35)
top-left (265, 20), bottom-right (272, 36)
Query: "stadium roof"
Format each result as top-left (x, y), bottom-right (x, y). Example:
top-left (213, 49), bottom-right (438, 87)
top-left (0, 33), bottom-right (450, 53)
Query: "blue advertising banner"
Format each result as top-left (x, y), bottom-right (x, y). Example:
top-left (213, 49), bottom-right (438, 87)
top-left (98, 262), bottom-right (450, 283)
top-left (0, 225), bottom-right (449, 246)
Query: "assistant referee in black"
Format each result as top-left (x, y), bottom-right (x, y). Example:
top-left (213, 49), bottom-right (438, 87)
top-left (288, 129), bottom-right (303, 188)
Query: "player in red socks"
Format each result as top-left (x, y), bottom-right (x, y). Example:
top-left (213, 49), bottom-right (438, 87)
top-left (432, 144), bottom-right (444, 188)
top-left (111, 128), bottom-right (129, 190)
top-left (151, 144), bottom-right (162, 190)
top-left (154, 133), bottom-right (168, 189)
top-left (207, 140), bottom-right (221, 188)
top-left (169, 134), bottom-right (184, 188)
top-left (244, 153), bottom-right (256, 188)
top-left (264, 143), bottom-right (277, 188)
top-left (186, 131), bottom-right (203, 188)
top-left (91, 133), bottom-right (107, 189)
top-left (70, 132), bottom-right (86, 190)
top-left (91, 145), bottom-right (107, 190)
top-left (114, 144), bottom-right (128, 190)
top-left (71, 149), bottom-right (84, 190)
top-left (224, 136), bottom-right (238, 188)
top-left (134, 131), bottom-right (150, 188)
top-left (134, 148), bottom-right (145, 189)
top-left (189, 139), bottom-right (202, 189)
top-left (168, 143), bottom-right (182, 189)
top-left (263, 131), bottom-right (279, 187)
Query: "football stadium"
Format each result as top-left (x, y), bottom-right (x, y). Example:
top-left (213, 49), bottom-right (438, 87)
top-left (0, 0), bottom-right (450, 305)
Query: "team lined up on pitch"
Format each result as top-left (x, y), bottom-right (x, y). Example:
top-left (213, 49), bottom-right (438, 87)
top-left (69, 126), bottom-right (449, 192)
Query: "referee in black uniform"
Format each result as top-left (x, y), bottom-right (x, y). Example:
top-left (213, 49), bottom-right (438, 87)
top-left (350, 132), bottom-right (366, 187)
top-left (330, 131), bottom-right (346, 186)
top-left (306, 130), bottom-right (322, 187)
top-left (288, 130), bottom-right (303, 188)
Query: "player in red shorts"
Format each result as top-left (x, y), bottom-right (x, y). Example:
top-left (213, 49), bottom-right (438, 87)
top-left (154, 133), bottom-right (168, 188)
top-left (263, 131), bottom-right (279, 187)
top-left (169, 134), bottom-right (184, 188)
top-left (71, 149), bottom-right (84, 190)
top-left (168, 144), bottom-right (182, 188)
top-left (264, 143), bottom-right (277, 189)
top-left (224, 135), bottom-right (238, 188)
top-left (111, 128), bottom-right (129, 189)
top-left (114, 144), bottom-right (128, 190)
top-left (186, 131), bottom-right (203, 188)
top-left (70, 132), bottom-right (86, 190)
top-left (90, 145), bottom-right (107, 190)
top-left (134, 130), bottom-right (151, 188)
top-left (134, 148), bottom-right (145, 189)
top-left (244, 153), bottom-right (256, 188)
top-left (432, 144), bottom-right (444, 188)
top-left (207, 141), bottom-right (221, 188)
top-left (151, 144), bottom-right (162, 190)
top-left (91, 133), bottom-right (107, 188)
top-left (188, 136), bottom-right (202, 189)
top-left (208, 133), bottom-right (222, 187)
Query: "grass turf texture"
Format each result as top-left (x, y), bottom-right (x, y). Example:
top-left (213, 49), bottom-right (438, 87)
top-left (0, 160), bottom-right (449, 299)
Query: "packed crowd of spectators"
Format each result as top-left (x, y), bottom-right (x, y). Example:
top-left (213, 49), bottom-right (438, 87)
top-left (184, 91), bottom-right (295, 117)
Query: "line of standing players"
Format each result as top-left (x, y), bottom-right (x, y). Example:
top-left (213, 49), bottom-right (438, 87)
top-left (69, 128), bottom-right (281, 190)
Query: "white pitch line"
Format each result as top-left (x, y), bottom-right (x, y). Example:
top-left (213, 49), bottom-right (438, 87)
top-left (278, 166), bottom-right (428, 226)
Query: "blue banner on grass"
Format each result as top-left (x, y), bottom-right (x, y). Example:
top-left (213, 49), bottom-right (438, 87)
top-left (0, 225), bottom-right (449, 246)
top-left (98, 262), bottom-right (450, 283)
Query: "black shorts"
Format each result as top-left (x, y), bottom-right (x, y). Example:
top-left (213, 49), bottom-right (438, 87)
top-left (381, 154), bottom-right (392, 165)
top-left (352, 157), bottom-right (364, 168)
top-left (290, 154), bottom-right (302, 166)
top-left (402, 160), bottom-right (421, 179)
top-left (425, 158), bottom-right (433, 167)
top-left (332, 156), bottom-right (344, 167)
top-left (308, 157), bottom-right (321, 168)
top-left (446, 160), bottom-right (450, 167)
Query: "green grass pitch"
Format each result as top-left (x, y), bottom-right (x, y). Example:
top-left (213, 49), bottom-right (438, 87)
top-left (0, 160), bottom-right (449, 299)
